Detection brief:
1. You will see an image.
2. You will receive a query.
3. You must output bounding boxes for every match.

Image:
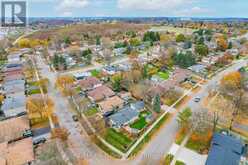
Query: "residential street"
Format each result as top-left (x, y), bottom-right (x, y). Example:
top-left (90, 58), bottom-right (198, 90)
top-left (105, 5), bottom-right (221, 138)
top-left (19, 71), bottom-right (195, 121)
top-left (35, 51), bottom-right (247, 165)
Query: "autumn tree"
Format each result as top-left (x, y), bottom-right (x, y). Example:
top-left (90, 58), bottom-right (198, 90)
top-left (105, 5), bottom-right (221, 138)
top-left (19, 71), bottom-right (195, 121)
top-left (51, 127), bottom-right (69, 141)
top-left (216, 36), bottom-right (228, 51)
top-left (26, 96), bottom-right (54, 123)
top-left (220, 71), bottom-right (248, 129)
top-left (56, 75), bottom-right (75, 97)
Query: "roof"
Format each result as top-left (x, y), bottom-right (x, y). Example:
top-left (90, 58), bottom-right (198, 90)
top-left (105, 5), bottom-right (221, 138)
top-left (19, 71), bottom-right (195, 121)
top-left (0, 138), bottom-right (34, 165)
top-left (188, 64), bottom-right (207, 73)
top-left (130, 101), bottom-right (145, 111)
top-left (4, 74), bottom-right (24, 82)
top-left (3, 82), bottom-right (25, 95)
top-left (206, 133), bottom-right (244, 165)
top-left (109, 106), bottom-right (139, 127)
top-left (98, 96), bottom-right (124, 113)
top-left (78, 77), bottom-right (102, 90)
top-left (87, 85), bottom-right (115, 102)
top-left (0, 115), bottom-right (30, 143)
top-left (1, 94), bottom-right (26, 114)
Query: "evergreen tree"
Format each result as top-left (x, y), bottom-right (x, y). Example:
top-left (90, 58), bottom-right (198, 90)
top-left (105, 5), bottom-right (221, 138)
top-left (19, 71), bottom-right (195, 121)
top-left (153, 94), bottom-right (161, 113)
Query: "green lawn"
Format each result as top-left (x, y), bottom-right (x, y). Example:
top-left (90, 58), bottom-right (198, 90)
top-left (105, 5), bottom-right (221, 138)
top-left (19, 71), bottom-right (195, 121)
top-left (104, 128), bottom-right (133, 152)
top-left (91, 69), bottom-right (100, 77)
top-left (164, 154), bottom-right (174, 165)
top-left (130, 117), bottom-right (147, 130)
top-left (157, 71), bottom-right (170, 80)
top-left (139, 110), bottom-right (151, 117)
top-left (27, 88), bottom-right (42, 95)
top-left (185, 138), bottom-right (210, 153)
top-left (83, 107), bottom-right (99, 117)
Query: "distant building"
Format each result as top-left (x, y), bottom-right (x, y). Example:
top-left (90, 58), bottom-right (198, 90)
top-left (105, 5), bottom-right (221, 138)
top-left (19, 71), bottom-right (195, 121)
top-left (206, 133), bottom-right (247, 165)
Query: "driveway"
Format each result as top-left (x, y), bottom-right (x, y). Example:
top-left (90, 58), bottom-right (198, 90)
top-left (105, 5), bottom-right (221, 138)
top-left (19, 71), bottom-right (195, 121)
top-left (168, 143), bottom-right (207, 165)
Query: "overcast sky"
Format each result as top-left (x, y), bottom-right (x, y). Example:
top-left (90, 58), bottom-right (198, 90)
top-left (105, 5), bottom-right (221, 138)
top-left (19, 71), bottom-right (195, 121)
top-left (27, 0), bottom-right (248, 18)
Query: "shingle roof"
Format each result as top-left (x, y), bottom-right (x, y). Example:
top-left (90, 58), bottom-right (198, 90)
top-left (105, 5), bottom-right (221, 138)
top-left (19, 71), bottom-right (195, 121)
top-left (206, 133), bottom-right (244, 165)
top-left (78, 77), bottom-right (101, 90)
top-left (109, 106), bottom-right (139, 127)
top-left (0, 138), bottom-right (34, 165)
top-left (87, 85), bottom-right (115, 102)
top-left (98, 96), bottom-right (124, 113)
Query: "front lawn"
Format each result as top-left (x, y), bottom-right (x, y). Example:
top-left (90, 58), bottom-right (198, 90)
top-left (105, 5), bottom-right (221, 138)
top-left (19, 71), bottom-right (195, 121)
top-left (185, 137), bottom-right (210, 154)
top-left (27, 88), bottom-right (42, 95)
top-left (104, 128), bottom-right (133, 152)
top-left (130, 117), bottom-right (147, 130)
top-left (157, 71), bottom-right (170, 80)
top-left (91, 69), bottom-right (100, 77)
top-left (83, 107), bottom-right (99, 117)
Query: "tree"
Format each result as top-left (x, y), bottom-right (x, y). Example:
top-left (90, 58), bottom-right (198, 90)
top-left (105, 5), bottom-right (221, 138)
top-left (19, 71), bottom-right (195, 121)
top-left (176, 34), bottom-right (186, 42)
top-left (190, 109), bottom-right (212, 134)
top-left (228, 41), bottom-right (233, 49)
top-left (18, 38), bottom-right (31, 48)
top-left (96, 35), bottom-right (101, 45)
top-left (217, 36), bottom-right (228, 51)
top-left (195, 44), bottom-right (209, 59)
top-left (129, 38), bottom-right (141, 47)
top-left (143, 31), bottom-right (160, 43)
top-left (111, 73), bottom-right (122, 92)
top-left (64, 36), bottom-right (71, 45)
top-left (26, 96), bottom-right (54, 122)
top-left (220, 71), bottom-right (247, 130)
top-left (51, 127), bottom-right (69, 141)
top-left (153, 94), bottom-right (161, 113)
top-left (56, 75), bottom-right (75, 96)
top-left (173, 51), bottom-right (196, 68)
top-left (177, 107), bottom-right (192, 128)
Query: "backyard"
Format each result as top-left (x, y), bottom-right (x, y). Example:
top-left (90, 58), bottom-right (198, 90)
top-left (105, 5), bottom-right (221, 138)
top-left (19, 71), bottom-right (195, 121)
top-left (104, 128), bottom-right (134, 152)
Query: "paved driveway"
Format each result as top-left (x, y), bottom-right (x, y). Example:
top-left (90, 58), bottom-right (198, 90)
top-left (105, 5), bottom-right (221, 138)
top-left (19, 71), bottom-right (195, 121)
top-left (169, 143), bottom-right (207, 165)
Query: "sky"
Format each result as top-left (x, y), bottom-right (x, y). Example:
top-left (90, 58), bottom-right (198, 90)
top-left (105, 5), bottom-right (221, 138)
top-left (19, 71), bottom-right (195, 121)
top-left (26, 0), bottom-right (248, 18)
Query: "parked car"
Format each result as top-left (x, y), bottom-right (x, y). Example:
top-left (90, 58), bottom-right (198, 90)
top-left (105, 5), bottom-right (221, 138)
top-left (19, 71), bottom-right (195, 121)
top-left (33, 138), bottom-right (46, 146)
top-left (72, 115), bottom-right (79, 122)
top-left (194, 97), bottom-right (201, 103)
top-left (23, 130), bottom-right (33, 138)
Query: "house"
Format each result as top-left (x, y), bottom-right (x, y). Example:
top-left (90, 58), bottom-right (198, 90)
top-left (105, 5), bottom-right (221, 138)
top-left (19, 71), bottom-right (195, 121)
top-left (87, 85), bottom-right (115, 102)
top-left (7, 53), bottom-right (22, 63)
top-left (118, 91), bottom-right (132, 101)
top-left (130, 101), bottom-right (145, 112)
top-left (108, 106), bottom-right (139, 129)
top-left (0, 115), bottom-right (30, 143)
top-left (2, 80), bottom-right (25, 95)
top-left (1, 94), bottom-right (26, 117)
top-left (78, 77), bottom-right (102, 91)
top-left (113, 48), bottom-right (126, 56)
top-left (98, 96), bottom-right (124, 115)
top-left (102, 66), bottom-right (118, 75)
top-left (206, 133), bottom-right (247, 165)
top-left (73, 72), bottom-right (91, 80)
top-left (188, 64), bottom-right (207, 75)
top-left (0, 138), bottom-right (34, 165)
top-left (4, 74), bottom-right (24, 82)
top-left (226, 49), bottom-right (239, 56)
